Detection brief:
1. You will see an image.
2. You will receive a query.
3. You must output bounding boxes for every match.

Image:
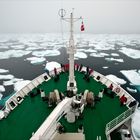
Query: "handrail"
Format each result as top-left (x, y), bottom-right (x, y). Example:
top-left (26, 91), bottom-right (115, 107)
top-left (105, 103), bottom-right (138, 137)
top-left (2, 67), bottom-right (62, 114)
top-left (2, 72), bottom-right (51, 114)
top-left (5, 74), bottom-right (45, 102)
top-left (88, 66), bottom-right (135, 106)
top-left (1, 66), bottom-right (136, 120)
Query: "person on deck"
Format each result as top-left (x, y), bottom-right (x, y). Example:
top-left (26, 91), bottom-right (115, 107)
top-left (60, 63), bottom-right (64, 72)
top-left (79, 64), bottom-right (83, 72)
top-left (89, 69), bottom-right (93, 76)
top-left (64, 64), bottom-right (69, 71)
top-left (41, 90), bottom-right (45, 98)
top-left (54, 67), bottom-right (57, 76)
top-left (120, 94), bottom-right (127, 106)
top-left (98, 89), bottom-right (104, 99)
top-left (75, 64), bottom-right (79, 71)
top-left (109, 83), bottom-right (113, 90)
top-left (86, 66), bottom-right (90, 76)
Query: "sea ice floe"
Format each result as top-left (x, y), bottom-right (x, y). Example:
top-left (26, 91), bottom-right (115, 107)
top-left (83, 49), bottom-right (97, 53)
top-left (90, 52), bottom-right (109, 58)
top-left (105, 58), bottom-right (124, 63)
top-left (106, 74), bottom-right (126, 85)
top-left (90, 53), bottom-right (104, 57)
top-left (100, 53), bottom-right (109, 56)
top-left (0, 45), bottom-right (9, 49)
top-left (25, 47), bottom-right (42, 51)
top-left (84, 34), bottom-right (140, 48)
top-left (116, 41), bottom-right (126, 46)
top-left (76, 49), bottom-right (86, 52)
top-left (3, 78), bottom-right (23, 86)
top-left (32, 50), bottom-right (60, 57)
top-left (14, 80), bottom-right (31, 92)
top-left (40, 42), bottom-right (49, 47)
top-left (84, 49), bottom-right (97, 53)
top-left (0, 74), bottom-right (14, 80)
top-left (76, 41), bottom-right (89, 48)
top-left (40, 42), bottom-right (55, 48)
top-left (132, 108), bottom-right (140, 140)
top-left (93, 44), bottom-right (107, 51)
top-left (10, 45), bottom-right (25, 49)
top-left (0, 69), bottom-right (9, 73)
top-left (120, 70), bottom-right (140, 85)
top-left (0, 50), bottom-right (31, 59)
top-left (77, 48), bottom-right (97, 53)
top-left (0, 93), bottom-right (3, 100)
top-left (93, 43), bottom-right (115, 51)
top-left (88, 43), bottom-right (94, 47)
top-left (119, 47), bottom-right (140, 59)
top-left (26, 42), bottom-right (38, 47)
top-left (111, 53), bottom-right (119, 57)
top-left (103, 66), bottom-right (109, 69)
top-left (0, 85), bottom-right (5, 92)
top-left (45, 61), bottom-right (61, 71)
top-left (75, 52), bottom-right (87, 59)
top-left (26, 57), bottom-right (46, 65)
top-left (54, 44), bottom-right (64, 50)
top-left (126, 87), bottom-right (137, 93)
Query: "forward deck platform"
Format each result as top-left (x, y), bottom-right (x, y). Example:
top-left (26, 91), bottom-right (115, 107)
top-left (0, 71), bottom-right (127, 140)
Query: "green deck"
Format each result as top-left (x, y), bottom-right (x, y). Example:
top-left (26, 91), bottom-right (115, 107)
top-left (0, 71), bottom-right (127, 140)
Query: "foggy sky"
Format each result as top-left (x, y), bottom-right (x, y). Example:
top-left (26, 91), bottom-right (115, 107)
top-left (0, 0), bottom-right (140, 34)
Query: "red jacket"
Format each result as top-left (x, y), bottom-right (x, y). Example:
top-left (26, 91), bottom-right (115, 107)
top-left (120, 95), bottom-right (127, 103)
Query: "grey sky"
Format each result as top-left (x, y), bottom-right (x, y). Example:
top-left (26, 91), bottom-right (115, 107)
top-left (0, 0), bottom-right (140, 33)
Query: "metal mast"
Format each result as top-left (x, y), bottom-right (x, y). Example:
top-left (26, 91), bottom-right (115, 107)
top-left (67, 12), bottom-right (76, 91)
top-left (59, 9), bottom-right (81, 93)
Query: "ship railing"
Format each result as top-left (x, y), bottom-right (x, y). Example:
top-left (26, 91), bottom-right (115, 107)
top-left (2, 72), bottom-right (52, 117)
top-left (88, 67), bottom-right (135, 108)
top-left (49, 65), bottom-right (134, 110)
top-left (2, 66), bottom-right (135, 112)
top-left (1, 66), bottom-right (135, 119)
top-left (105, 103), bottom-right (138, 139)
top-left (2, 67), bottom-right (63, 118)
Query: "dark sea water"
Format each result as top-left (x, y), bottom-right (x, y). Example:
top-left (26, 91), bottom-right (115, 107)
top-left (0, 34), bottom-right (140, 103)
